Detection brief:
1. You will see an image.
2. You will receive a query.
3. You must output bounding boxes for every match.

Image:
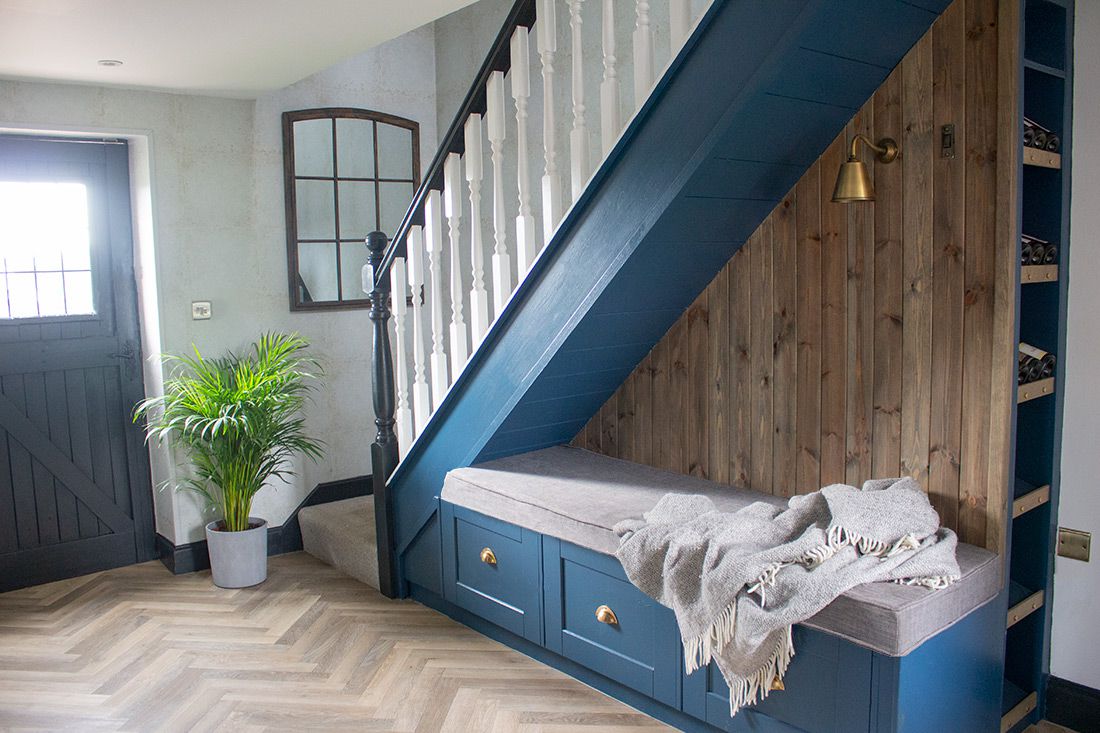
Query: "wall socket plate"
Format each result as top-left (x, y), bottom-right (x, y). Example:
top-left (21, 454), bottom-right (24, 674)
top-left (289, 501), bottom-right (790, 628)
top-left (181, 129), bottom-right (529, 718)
top-left (1057, 527), bottom-right (1091, 562)
top-left (191, 301), bottom-right (212, 320)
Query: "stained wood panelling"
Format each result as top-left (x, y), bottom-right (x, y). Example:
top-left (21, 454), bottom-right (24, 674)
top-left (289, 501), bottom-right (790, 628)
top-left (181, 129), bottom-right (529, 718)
top-left (574, 0), bottom-right (1012, 549)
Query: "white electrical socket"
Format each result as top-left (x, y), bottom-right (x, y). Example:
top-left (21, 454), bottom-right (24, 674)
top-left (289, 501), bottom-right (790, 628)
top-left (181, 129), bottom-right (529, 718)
top-left (191, 301), bottom-right (212, 320)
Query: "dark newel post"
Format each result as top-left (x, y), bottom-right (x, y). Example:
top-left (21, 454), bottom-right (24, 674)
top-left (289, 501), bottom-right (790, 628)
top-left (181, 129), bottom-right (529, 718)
top-left (367, 231), bottom-right (400, 598)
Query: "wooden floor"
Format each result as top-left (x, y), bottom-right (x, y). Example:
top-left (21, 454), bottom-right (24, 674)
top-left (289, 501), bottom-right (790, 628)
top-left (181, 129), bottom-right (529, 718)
top-left (0, 552), bottom-right (670, 732)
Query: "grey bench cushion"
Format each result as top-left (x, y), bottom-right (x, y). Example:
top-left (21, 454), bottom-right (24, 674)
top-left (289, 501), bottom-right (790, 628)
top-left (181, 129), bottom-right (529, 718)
top-left (441, 445), bottom-right (1001, 657)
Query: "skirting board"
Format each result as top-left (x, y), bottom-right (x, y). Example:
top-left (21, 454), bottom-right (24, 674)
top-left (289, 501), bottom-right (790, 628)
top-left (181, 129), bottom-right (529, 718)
top-left (1046, 676), bottom-right (1100, 733)
top-left (157, 475), bottom-right (371, 574)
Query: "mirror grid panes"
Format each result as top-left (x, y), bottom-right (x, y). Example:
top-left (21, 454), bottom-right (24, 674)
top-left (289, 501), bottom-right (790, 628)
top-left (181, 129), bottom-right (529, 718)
top-left (284, 108), bottom-right (419, 310)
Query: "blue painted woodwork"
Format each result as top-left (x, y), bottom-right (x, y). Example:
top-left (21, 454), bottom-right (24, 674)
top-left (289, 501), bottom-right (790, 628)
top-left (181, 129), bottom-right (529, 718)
top-left (874, 592), bottom-right (1004, 733)
top-left (388, 1), bottom-right (953, 589)
top-left (436, 501), bottom-right (1005, 732)
top-left (1002, 1), bottom-right (1073, 728)
top-left (683, 627), bottom-right (873, 733)
top-left (440, 502), bottom-right (543, 644)
top-left (548, 541), bottom-right (682, 708)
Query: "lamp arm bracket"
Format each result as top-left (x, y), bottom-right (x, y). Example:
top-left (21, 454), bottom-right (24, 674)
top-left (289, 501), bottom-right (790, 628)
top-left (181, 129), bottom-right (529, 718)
top-left (849, 134), bottom-right (899, 164)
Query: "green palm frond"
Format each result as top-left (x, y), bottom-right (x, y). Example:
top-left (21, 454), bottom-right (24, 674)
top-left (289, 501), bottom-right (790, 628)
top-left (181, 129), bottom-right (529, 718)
top-left (134, 332), bottom-right (325, 532)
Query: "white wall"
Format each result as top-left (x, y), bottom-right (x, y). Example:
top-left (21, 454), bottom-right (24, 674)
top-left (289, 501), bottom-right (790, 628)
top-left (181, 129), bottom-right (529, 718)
top-left (0, 23), bottom-right (441, 544)
top-left (1050, 0), bottom-right (1100, 691)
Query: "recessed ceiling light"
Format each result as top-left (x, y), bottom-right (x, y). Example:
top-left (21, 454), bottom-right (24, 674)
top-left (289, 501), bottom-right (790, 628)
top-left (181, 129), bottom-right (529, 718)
top-left (97, 59), bottom-right (123, 67)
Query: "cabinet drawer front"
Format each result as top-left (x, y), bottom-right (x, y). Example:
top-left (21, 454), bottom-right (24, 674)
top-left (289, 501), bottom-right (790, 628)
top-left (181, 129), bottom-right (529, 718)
top-left (550, 542), bottom-right (681, 708)
top-left (441, 503), bottom-right (542, 643)
top-left (685, 626), bottom-right (872, 733)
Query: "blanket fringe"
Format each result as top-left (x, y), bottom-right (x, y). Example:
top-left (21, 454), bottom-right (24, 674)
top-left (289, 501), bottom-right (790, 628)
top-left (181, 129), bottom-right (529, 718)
top-left (726, 625), bottom-right (795, 716)
top-left (684, 602), bottom-right (737, 674)
top-left (894, 574), bottom-right (960, 590)
top-left (745, 527), bottom-right (928, 607)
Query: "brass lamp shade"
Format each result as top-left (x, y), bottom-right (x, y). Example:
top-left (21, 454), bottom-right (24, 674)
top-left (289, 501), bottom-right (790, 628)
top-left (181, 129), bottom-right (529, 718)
top-left (831, 135), bottom-right (899, 203)
top-left (831, 158), bottom-right (875, 202)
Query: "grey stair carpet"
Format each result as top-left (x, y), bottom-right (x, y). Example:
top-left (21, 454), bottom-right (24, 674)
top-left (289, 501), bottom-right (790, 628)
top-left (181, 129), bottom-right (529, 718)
top-left (299, 497), bottom-right (379, 590)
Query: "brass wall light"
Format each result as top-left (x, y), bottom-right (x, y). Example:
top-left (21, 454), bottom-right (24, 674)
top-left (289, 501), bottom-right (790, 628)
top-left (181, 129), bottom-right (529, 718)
top-left (831, 134), bottom-right (900, 203)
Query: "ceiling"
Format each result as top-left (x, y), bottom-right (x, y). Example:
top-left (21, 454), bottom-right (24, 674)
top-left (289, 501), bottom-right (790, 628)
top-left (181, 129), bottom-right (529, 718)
top-left (0, 0), bottom-right (479, 97)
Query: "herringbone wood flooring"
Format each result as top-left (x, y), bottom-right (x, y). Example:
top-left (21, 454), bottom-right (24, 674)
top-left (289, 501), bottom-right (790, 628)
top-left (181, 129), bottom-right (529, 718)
top-left (0, 552), bottom-right (671, 732)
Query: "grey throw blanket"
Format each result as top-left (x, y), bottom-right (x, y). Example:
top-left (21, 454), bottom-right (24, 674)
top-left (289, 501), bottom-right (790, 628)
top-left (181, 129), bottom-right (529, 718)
top-left (614, 478), bottom-right (960, 716)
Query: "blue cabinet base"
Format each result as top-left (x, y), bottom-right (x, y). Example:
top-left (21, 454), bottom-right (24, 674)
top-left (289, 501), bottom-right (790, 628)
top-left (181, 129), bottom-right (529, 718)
top-left (413, 501), bottom-right (1004, 732)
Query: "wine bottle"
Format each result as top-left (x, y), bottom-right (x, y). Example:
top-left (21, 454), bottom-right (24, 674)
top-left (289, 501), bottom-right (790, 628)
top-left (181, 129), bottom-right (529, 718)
top-left (1020, 342), bottom-right (1048, 361)
top-left (1019, 343), bottom-right (1055, 384)
top-left (1018, 355), bottom-right (1032, 385)
top-left (1039, 354), bottom-right (1056, 380)
top-left (1029, 245), bottom-right (1045, 266)
top-left (1028, 358), bottom-right (1045, 383)
top-left (1046, 134), bottom-right (1061, 153)
top-left (1042, 243), bottom-right (1058, 264)
top-left (1021, 242), bottom-right (1033, 266)
top-left (1034, 130), bottom-right (1049, 150)
top-left (1023, 125), bottom-right (1036, 147)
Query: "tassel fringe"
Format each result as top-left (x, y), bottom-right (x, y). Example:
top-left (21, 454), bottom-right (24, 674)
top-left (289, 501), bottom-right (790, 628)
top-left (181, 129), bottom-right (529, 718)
top-left (684, 523), bottom-right (956, 710)
top-left (726, 625), bottom-right (795, 716)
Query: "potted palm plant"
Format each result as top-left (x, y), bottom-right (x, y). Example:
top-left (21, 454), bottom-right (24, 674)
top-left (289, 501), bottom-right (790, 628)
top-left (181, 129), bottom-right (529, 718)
top-left (135, 333), bottom-right (324, 588)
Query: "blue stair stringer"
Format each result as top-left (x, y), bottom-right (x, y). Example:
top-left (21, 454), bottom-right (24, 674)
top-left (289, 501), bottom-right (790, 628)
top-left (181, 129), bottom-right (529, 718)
top-left (390, 0), bottom-right (951, 595)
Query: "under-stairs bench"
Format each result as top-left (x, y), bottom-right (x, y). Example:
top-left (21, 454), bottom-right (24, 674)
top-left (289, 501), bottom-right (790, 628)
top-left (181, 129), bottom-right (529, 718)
top-left (426, 446), bottom-right (1004, 733)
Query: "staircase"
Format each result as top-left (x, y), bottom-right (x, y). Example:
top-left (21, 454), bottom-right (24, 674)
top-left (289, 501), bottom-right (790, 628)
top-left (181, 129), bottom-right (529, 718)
top-left (299, 498), bottom-right (379, 589)
top-left (300, 0), bottom-right (951, 597)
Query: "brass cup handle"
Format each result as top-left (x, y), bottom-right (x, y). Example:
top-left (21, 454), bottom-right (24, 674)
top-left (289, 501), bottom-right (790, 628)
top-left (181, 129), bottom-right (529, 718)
top-left (595, 605), bottom-right (619, 626)
top-left (480, 547), bottom-right (497, 566)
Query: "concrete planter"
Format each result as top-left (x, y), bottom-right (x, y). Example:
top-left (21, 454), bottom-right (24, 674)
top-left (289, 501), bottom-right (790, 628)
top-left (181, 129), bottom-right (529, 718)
top-left (205, 518), bottom-right (268, 588)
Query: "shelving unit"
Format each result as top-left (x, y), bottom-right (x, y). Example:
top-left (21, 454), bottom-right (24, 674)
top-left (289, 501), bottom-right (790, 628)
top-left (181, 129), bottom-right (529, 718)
top-left (1002, 1), bottom-right (1073, 731)
top-left (1021, 264), bottom-right (1058, 283)
top-left (1017, 377), bottom-right (1055, 404)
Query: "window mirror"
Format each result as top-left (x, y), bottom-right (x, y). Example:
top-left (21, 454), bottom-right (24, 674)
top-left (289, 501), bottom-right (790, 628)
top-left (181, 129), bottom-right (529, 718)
top-left (283, 108), bottom-right (420, 311)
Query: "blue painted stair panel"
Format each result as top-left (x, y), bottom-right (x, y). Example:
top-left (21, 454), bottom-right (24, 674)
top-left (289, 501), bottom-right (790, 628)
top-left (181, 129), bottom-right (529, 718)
top-left (390, 0), bottom-right (950, 590)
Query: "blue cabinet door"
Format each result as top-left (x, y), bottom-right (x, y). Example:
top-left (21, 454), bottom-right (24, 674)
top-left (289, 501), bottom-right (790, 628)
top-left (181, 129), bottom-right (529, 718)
top-left (440, 502), bottom-right (543, 644)
top-left (682, 625), bottom-right (873, 733)
top-left (543, 540), bottom-right (682, 709)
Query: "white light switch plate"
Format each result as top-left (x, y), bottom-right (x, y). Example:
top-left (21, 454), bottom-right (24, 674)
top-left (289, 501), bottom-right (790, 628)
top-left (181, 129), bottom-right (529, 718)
top-left (191, 301), bottom-right (212, 320)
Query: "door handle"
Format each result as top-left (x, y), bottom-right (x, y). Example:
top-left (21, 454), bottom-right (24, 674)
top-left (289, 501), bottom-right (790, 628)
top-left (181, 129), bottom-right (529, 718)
top-left (109, 340), bottom-right (139, 380)
top-left (109, 341), bottom-right (137, 361)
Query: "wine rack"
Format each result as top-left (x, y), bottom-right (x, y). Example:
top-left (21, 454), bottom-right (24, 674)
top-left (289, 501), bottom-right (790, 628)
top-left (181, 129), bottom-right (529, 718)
top-left (1002, 1), bottom-right (1072, 730)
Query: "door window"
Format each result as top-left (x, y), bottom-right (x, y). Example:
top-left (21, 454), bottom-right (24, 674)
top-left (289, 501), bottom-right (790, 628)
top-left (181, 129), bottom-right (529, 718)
top-left (0, 181), bottom-right (95, 319)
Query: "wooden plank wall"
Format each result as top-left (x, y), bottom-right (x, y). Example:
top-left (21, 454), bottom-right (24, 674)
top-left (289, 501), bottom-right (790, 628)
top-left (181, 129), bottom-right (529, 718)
top-left (574, 0), bottom-right (1012, 550)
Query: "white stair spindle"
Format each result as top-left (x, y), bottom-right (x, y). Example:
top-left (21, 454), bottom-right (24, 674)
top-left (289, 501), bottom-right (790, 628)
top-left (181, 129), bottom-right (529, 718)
top-left (389, 256), bottom-right (414, 456)
top-left (600, 0), bottom-right (621, 156)
top-left (422, 197), bottom-right (450, 410)
top-left (443, 153), bottom-right (469, 378)
top-left (633, 1), bottom-right (654, 107)
top-left (568, 0), bottom-right (589, 200)
top-left (487, 71), bottom-right (513, 318)
top-left (669, 0), bottom-right (691, 49)
top-left (511, 26), bottom-right (539, 275)
top-left (537, 0), bottom-right (563, 245)
top-left (405, 225), bottom-right (431, 436)
top-left (465, 114), bottom-right (491, 346)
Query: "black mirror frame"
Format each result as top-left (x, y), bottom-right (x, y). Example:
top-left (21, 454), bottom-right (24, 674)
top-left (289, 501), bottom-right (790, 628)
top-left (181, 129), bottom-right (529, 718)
top-left (282, 107), bottom-right (420, 312)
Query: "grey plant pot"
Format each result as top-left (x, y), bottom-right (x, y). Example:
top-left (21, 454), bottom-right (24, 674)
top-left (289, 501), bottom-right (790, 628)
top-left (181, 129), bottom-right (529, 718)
top-left (205, 518), bottom-right (268, 588)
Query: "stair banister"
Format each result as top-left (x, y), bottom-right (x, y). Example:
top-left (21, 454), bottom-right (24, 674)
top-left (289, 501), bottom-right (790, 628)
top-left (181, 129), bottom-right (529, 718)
top-left (373, 0), bottom-right (537, 286)
top-left (366, 231), bottom-right (399, 597)
top-left (367, 0), bottom-right (535, 599)
top-left (366, 0), bottom-right (709, 599)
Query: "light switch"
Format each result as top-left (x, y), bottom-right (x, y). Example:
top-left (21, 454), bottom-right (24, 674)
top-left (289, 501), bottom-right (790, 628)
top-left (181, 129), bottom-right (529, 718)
top-left (191, 301), bottom-right (212, 320)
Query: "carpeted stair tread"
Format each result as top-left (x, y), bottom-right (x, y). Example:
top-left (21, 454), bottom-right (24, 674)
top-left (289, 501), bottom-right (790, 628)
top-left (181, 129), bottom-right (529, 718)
top-left (299, 497), bottom-right (379, 590)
